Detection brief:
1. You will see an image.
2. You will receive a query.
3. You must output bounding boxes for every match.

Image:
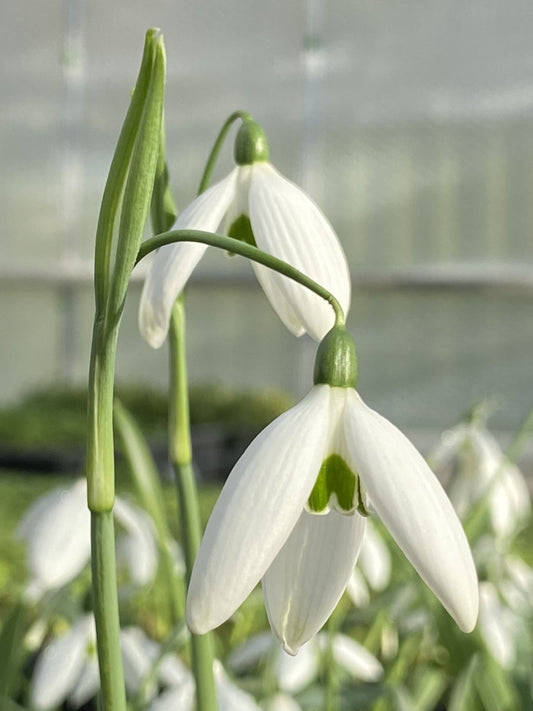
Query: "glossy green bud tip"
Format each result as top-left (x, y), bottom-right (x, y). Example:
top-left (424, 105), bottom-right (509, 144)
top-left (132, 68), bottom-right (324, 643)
top-left (313, 325), bottom-right (358, 388)
top-left (234, 118), bottom-right (270, 165)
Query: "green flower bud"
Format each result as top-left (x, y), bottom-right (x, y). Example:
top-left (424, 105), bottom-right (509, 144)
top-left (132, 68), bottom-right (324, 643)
top-left (313, 325), bottom-right (358, 388)
top-left (234, 118), bottom-right (270, 165)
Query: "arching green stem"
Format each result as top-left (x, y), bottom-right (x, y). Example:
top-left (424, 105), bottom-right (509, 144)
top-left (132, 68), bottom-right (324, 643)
top-left (197, 110), bottom-right (251, 193)
top-left (136, 229), bottom-right (346, 327)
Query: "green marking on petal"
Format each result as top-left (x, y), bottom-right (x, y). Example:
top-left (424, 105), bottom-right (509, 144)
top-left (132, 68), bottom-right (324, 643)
top-left (228, 215), bottom-right (257, 249)
top-left (308, 454), bottom-right (357, 514)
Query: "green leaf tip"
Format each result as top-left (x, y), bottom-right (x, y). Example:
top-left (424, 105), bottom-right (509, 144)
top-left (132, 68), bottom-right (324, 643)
top-left (313, 325), bottom-right (358, 388)
top-left (234, 117), bottom-right (270, 165)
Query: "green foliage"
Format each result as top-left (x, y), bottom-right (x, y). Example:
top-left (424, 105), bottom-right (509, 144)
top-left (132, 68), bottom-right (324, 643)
top-left (0, 382), bottom-right (292, 451)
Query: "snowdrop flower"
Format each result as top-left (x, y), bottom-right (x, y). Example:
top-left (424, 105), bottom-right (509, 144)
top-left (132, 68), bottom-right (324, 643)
top-left (432, 418), bottom-right (531, 538)
top-left (31, 621), bottom-right (188, 710)
top-left (139, 116), bottom-right (351, 346)
top-left (18, 479), bottom-right (158, 597)
top-left (30, 615), bottom-right (98, 710)
top-left (229, 631), bottom-right (382, 694)
top-left (187, 326), bottom-right (478, 654)
top-left (262, 693), bottom-right (303, 711)
top-left (478, 582), bottom-right (521, 669)
top-left (148, 660), bottom-right (261, 711)
top-left (346, 520), bottom-right (391, 606)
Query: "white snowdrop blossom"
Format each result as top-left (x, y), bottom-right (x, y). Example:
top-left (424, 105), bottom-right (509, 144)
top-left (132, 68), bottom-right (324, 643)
top-left (187, 327), bottom-right (479, 654)
top-left (478, 582), bottom-right (521, 669)
top-left (148, 660), bottom-right (261, 711)
top-left (139, 118), bottom-right (350, 347)
top-left (229, 631), bottom-right (382, 694)
top-left (30, 615), bottom-right (98, 710)
top-left (432, 421), bottom-right (531, 538)
top-left (17, 479), bottom-right (159, 597)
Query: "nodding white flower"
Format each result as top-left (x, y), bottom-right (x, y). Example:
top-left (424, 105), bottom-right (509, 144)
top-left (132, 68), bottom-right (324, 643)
top-left (148, 660), bottom-right (261, 711)
top-left (187, 326), bottom-right (479, 654)
top-left (17, 479), bottom-right (159, 597)
top-left (139, 117), bottom-right (351, 347)
top-left (229, 631), bottom-right (383, 693)
top-left (30, 615), bottom-right (98, 710)
top-left (346, 520), bottom-right (392, 606)
top-left (432, 418), bottom-right (531, 538)
top-left (478, 582), bottom-right (521, 669)
top-left (30, 621), bottom-right (191, 710)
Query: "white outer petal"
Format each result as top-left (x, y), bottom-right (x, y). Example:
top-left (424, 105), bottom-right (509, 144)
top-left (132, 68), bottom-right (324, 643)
top-left (263, 508), bottom-right (366, 655)
top-left (214, 661), bottom-right (262, 711)
top-left (68, 659), bottom-right (100, 708)
top-left (114, 498), bottom-right (158, 586)
top-left (359, 521), bottom-right (391, 592)
top-left (478, 582), bottom-right (517, 669)
top-left (227, 632), bottom-right (274, 673)
top-left (138, 170), bottom-right (237, 348)
top-left (344, 391), bottom-right (479, 633)
top-left (18, 479), bottom-right (90, 593)
top-left (249, 162), bottom-right (351, 342)
top-left (317, 633), bottom-right (383, 681)
top-left (148, 684), bottom-right (195, 711)
top-left (473, 428), bottom-right (531, 537)
top-left (276, 640), bottom-right (319, 692)
top-left (186, 386), bottom-right (331, 634)
top-left (263, 693), bottom-right (303, 711)
top-left (30, 616), bottom-right (92, 710)
top-left (120, 627), bottom-right (158, 695)
top-left (345, 568), bottom-right (371, 607)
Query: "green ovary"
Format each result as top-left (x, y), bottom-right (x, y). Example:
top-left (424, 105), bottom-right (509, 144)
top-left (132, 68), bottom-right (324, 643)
top-left (308, 453), bottom-right (358, 514)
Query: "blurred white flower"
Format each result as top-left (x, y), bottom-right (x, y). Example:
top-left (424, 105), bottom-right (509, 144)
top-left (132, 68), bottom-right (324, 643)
top-left (432, 421), bottom-right (531, 538)
top-left (30, 615), bottom-right (98, 710)
top-left (187, 384), bottom-right (478, 654)
top-left (148, 660), bottom-right (261, 711)
top-left (139, 122), bottom-right (350, 347)
top-left (31, 621), bottom-right (193, 710)
top-left (346, 520), bottom-right (391, 607)
top-left (229, 631), bottom-right (383, 696)
top-left (478, 582), bottom-right (520, 669)
top-left (17, 478), bottom-right (159, 598)
top-left (262, 693), bottom-right (303, 711)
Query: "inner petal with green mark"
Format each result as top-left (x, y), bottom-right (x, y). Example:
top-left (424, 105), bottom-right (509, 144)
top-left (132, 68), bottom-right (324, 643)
top-left (307, 453), bottom-right (359, 514)
top-left (228, 215), bottom-right (257, 247)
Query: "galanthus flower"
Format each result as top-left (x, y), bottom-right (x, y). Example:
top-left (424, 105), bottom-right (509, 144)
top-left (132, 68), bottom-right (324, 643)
top-left (346, 520), bottom-right (391, 607)
top-left (17, 478), bottom-right (159, 597)
top-left (187, 326), bottom-right (479, 654)
top-left (229, 631), bottom-right (383, 692)
top-left (432, 415), bottom-right (531, 538)
top-left (148, 660), bottom-right (261, 711)
top-left (139, 116), bottom-right (351, 347)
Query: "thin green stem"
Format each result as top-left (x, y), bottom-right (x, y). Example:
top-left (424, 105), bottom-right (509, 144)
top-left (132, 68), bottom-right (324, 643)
top-left (91, 512), bottom-right (127, 711)
top-left (87, 323), bottom-right (119, 512)
top-left (137, 229), bottom-right (345, 327)
top-left (168, 299), bottom-right (218, 711)
top-left (197, 110), bottom-right (251, 193)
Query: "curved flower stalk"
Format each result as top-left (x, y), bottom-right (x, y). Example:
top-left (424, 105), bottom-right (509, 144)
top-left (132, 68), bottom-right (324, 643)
top-left (17, 479), bottom-right (159, 598)
top-left (432, 419), bottom-right (531, 538)
top-left (139, 116), bottom-right (351, 347)
top-left (186, 326), bottom-right (479, 654)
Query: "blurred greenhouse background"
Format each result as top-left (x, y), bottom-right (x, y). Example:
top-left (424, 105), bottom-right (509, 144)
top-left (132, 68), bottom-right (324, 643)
top-left (2, 0), bottom-right (533, 439)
